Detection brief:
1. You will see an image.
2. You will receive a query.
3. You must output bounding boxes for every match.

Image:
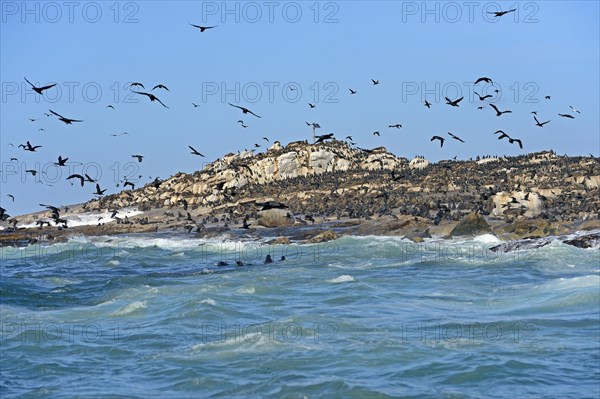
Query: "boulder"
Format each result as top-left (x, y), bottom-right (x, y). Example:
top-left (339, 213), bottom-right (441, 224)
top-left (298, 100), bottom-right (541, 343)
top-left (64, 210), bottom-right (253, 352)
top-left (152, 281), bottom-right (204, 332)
top-left (450, 212), bottom-right (491, 237)
top-left (257, 209), bottom-right (294, 228)
top-left (307, 230), bottom-right (338, 243)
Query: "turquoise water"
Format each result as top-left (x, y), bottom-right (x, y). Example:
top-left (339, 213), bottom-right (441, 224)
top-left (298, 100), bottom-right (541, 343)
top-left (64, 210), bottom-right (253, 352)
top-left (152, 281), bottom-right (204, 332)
top-left (1, 233), bottom-right (599, 398)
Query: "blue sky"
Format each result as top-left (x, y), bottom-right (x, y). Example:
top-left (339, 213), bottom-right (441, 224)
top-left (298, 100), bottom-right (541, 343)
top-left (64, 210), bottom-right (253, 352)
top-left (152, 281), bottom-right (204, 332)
top-left (1, 1), bottom-right (599, 216)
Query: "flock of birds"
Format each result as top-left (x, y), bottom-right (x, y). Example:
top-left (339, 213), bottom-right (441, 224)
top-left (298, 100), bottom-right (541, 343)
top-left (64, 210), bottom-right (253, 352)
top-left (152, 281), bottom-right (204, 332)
top-left (1, 15), bottom-right (586, 223)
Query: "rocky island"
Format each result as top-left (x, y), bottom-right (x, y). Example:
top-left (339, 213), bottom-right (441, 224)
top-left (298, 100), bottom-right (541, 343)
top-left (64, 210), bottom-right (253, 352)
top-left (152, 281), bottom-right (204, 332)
top-left (2, 140), bottom-right (599, 248)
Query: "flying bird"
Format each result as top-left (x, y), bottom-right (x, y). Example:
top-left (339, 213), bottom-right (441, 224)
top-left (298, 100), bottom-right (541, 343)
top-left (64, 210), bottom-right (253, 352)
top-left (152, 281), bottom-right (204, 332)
top-left (54, 156), bottom-right (68, 166)
top-left (262, 137), bottom-right (269, 142)
top-left (447, 132), bottom-right (465, 143)
top-left (558, 113), bottom-right (575, 119)
top-left (373, 131), bottom-right (380, 136)
top-left (445, 96), bottom-right (463, 107)
top-left (497, 132), bottom-right (523, 149)
top-left (490, 103), bottom-right (512, 116)
top-left (349, 88), bottom-right (357, 95)
top-left (49, 110), bottom-right (83, 124)
top-left (315, 133), bottom-right (334, 144)
top-left (132, 91), bottom-right (169, 108)
top-left (131, 155), bottom-right (144, 162)
top-left (228, 103), bottom-right (261, 118)
top-left (189, 145), bottom-right (205, 157)
top-left (388, 124), bottom-right (402, 129)
top-left (152, 84), bottom-right (169, 91)
top-left (424, 100), bottom-right (431, 108)
top-left (94, 183), bottom-right (106, 196)
top-left (308, 103), bottom-right (316, 108)
top-left (371, 79), bottom-right (380, 85)
top-left (190, 23), bottom-right (217, 32)
top-left (124, 181), bottom-right (135, 190)
top-left (533, 116), bottom-right (550, 127)
top-left (474, 77), bottom-right (493, 85)
top-left (106, 105), bottom-right (115, 109)
top-left (19, 141), bottom-right (42, 152)
top-left (545, 96), bottom-right (551, 100)
top-left (6, 194), bottom-right (14, 202)
top-left (488, 9), bottom-right (516, 17)
top-left (130, 82), bottom-right (145, 89)
top-left (569, 106), bottom-right (581, 114)
top-left (474, 91), bottom-right (493, 101)
top-left (431, 136), bottom-right (445, 147)
top-left (24, 77), bottom-right (56, 95)
top-left (192, 103), bottom-right (200, 108)
top-left (67, 174), bottom-right (85, 187)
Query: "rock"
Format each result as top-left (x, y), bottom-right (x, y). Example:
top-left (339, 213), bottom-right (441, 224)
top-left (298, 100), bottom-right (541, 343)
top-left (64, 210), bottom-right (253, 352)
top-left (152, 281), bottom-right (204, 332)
top-left (563, 232), bottom-right (600, 249)
top-left (257, 209), bottom-right (294, 228)
top-left (450, 212), bottom-right (492, 237)
top-left (578, 219), bottom-right (600, 231)
top-left (307, 230), bottom-right (338, 243)
top-left (267, 237), bottom-right (291, 245)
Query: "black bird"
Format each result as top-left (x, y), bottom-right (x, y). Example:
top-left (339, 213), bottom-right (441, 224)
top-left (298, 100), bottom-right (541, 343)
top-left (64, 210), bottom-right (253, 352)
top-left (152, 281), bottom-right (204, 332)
top-left (26, 169), bottom-right (37, 176)
top-left (431, 136), bottom-right (445, 147)
top-left (534, 116), bottom-right (550, 127)
top-left (388, 124), bottom-right (402, 129)
top-left (391, 171), bottom-right (404, 181)
top-left (106, 105), bottom-right (115, 109)
top-left (474, 91), bottom-right (493, 101)
top-left (315, 133), bottom-right (334, 144)
top-left (373, 131), bottom-right (380, 136)
top-left (55, 156), bottom-right (68, 166)
top-left (132, 91), bottom-right (169, 108)
top-left (474, 77), bottom-right (493, 85)
top-left (447, 132), bottom-right (465, 143)
top-left (349, 88), bottom-right (357, 95)
top-left (558, 113), bottom-right (575, 119)
top-left (531, 111), bottom-right (538, 115)
top-left (308, 103), bottom-right (316, 108)
top-left (24, 77), bottom-right (56, 95)
top-left (490, 103), bottom-right (512, 116)
top-left (445, 96), bottom-right (463, 107)
top-left (6, 194), bottom-right (14, 202)
top-left (130, 82), bottom-right (145, 89)
top-left (228, 103), bottom-right (261, 118)
top-left (497, 132), bottom-right (523, 149)
top-left (477, 106), bottom-right (484, 110)
top-left (189, 145), bottom-right (205, 157)
top-left (192, 103), bottom-right (200, 108)
top-left (0, 207), bottom-right (8, 220)
top-left (424, 100), bottom-right (431, 108)
top-left (345, 136), bottom-right (353, 141)
top-left (132, 155), bottom-right (144, 162)
top-left (262, 137), bottom-right (269, 142)
top-left (545, 96), bottom-right (551, 100)
top-left (488, 9), bottom-right (516, 17)
top-left (494, 130), bottom-right (507, 135)
top-left (371, 79), bottom-right (380, 85)
top-left (124, 181), bottom-right (135, 190)
top-left (190, 23), bottom-right (217, 32)
top-left (19, 141), bottom-right (42, 152)
top-left (94, 183), bottom-right (106, 196)
top-left (254, 143), bottom-right (261, 148)
top-left (152, 84), bottom-right (169, 91)
top-left (49, 110), bottom-right (83, 124)
top-left (67, 174), bottom-right (85, 187)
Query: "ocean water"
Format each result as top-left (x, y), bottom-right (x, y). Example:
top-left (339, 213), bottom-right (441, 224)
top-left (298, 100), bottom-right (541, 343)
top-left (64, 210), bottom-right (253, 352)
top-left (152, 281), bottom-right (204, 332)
top-left (1, 233), bottom-right (599, 398)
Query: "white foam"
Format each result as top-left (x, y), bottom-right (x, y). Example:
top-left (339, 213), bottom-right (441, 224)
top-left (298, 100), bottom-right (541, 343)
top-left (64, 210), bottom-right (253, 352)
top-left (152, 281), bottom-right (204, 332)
top-left (18, 208), bottom-right (143, 229)
top-left (328, 275), bottom-right (355, 283)
top-left (111, 300), bottom-right (147, 316)
top-left (199, 298), bottom-right (217, 306)
top-left (236, 287), bottom-right (256, 294)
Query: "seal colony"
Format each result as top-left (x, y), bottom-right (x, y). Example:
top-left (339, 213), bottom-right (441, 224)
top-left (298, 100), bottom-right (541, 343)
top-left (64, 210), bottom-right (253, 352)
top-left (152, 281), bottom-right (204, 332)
top-left (2, 140), bottom-right (599, 248)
